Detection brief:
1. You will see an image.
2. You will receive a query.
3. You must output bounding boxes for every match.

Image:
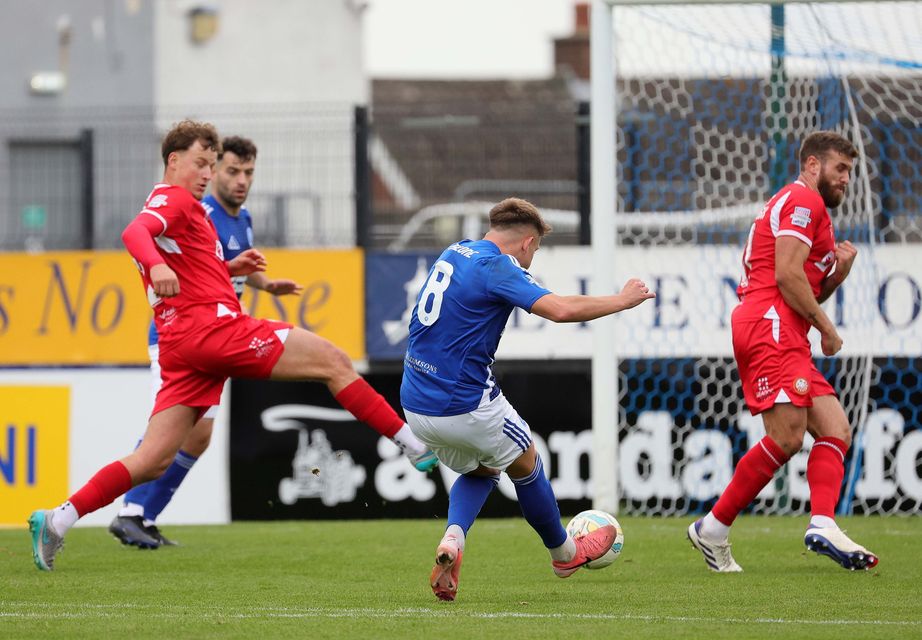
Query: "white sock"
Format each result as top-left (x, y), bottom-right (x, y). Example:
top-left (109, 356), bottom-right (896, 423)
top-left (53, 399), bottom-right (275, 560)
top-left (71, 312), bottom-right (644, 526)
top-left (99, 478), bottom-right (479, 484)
top-left (118, 502), bottom-right (144, 518)
top-left (699, 512), bottom-right (730, 542)
top-left (391, 423), bottom-right (426, 455)
top-left (809, 515), bottom-right (838, 530)
top-left (52, 501), bottom-right (79, 537)
top-left (443, 525), bottom-right (466, 551)
top-left (143, 518), bottom-right (156, 528)
top-left (549, 535), bottom-right (578, 562)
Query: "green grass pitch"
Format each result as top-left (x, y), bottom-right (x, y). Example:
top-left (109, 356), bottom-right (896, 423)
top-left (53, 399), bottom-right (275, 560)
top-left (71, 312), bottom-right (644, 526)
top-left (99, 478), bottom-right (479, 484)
top-left (2, 516), bottom-right (920, 639)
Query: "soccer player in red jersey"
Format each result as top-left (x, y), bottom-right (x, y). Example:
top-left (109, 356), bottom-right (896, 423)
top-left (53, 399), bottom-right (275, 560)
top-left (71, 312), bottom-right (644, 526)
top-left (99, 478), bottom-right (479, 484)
top-left (687, 131), bottom-right (878, 572)
top-left (28, 121), bottom-right (435, 571)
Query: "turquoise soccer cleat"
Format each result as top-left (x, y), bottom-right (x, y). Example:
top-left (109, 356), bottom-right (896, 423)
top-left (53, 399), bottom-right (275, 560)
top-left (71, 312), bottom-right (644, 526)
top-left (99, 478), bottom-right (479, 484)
top-left (29, 509), bottom-right (64, 571)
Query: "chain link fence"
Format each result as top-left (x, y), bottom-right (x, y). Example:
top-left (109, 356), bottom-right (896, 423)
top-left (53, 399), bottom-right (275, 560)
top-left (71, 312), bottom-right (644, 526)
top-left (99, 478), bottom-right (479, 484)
top-left (1, 91), bottom-right (917, 253)
top-left (0, 103), bottom-right (356, 251)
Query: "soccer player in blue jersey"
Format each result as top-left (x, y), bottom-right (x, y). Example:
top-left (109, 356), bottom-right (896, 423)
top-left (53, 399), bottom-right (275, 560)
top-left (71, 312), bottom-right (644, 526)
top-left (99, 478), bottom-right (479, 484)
top-left (401, 197), bottom-right (655, 601)
top-left (109, 136), bottom-right (436, 549)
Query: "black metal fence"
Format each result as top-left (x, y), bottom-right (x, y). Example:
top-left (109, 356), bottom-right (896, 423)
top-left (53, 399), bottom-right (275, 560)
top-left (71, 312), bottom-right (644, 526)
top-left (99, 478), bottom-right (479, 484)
top-left (0, 104), bottom-right (357, 251)
top-left (1, 89), bottom-right (918, 253)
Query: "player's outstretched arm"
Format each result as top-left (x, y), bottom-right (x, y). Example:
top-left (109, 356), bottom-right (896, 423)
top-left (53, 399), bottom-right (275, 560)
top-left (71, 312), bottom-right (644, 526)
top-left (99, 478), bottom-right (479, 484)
top-left (227, 248), bottom-right (267, 276)
top-left (246, 271), bottom-right (304, 296)
top-left (531, 278), bottom-right (655, 323)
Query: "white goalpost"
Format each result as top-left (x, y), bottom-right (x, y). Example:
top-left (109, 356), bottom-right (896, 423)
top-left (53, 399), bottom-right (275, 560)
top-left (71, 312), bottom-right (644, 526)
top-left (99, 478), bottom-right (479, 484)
top-left (590, 0), bottom-right (922, 516)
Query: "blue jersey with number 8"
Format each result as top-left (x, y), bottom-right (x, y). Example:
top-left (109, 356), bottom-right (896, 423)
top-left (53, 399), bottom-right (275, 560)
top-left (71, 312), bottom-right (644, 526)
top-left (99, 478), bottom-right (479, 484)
top-left (400, 239), bottom-right (550, 416)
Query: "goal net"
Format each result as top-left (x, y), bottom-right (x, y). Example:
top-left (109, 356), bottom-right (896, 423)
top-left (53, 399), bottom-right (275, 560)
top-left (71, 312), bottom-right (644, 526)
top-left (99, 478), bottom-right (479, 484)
top-left (601, 1), bottom-right (922, 516)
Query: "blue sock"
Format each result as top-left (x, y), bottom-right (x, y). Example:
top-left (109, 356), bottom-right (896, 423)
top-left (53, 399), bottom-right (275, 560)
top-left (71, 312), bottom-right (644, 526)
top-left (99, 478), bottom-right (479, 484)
top-left (142, 450), bottom-right (198, 522)
top-left (447, 474), bottom-right (499, 534)
top-left (123, 481), bottom-right (152, 508)
top-left (511, 456), bottom-right (567, 549)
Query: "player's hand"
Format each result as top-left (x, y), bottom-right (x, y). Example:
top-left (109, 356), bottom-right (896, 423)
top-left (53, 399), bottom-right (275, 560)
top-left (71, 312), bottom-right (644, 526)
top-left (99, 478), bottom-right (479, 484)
top-left (150, 263), bottom-right (180, 297)
top-left (821, 329), bottom-right (843, 356)
top-left (228, 249), bottom-right (267, 276)
top-left (833, 241), bottom-right (858, 281)
top-left (265, 279), bottom-right (304, 296)
top-left (619, 278), bottom-right (656, 309)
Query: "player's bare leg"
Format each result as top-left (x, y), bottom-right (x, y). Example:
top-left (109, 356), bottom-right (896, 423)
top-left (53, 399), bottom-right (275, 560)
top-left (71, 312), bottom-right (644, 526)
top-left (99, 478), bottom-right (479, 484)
top-left (120, 405), bottom-right (201, 483)
top-left (30, 405), bottom-right (198, 570)
top-left (111, 412), bottom-right (212, 549)
top-left (269, 326), bottom-right (360, 391)
top-left (804, 395), bottom-right (878, 570)
top-left (270, 327), bottom-right (438, 471)
top-left (690, 403), bottom-right (804, 572)
top-left (148, 416), bottom-right (214, 546)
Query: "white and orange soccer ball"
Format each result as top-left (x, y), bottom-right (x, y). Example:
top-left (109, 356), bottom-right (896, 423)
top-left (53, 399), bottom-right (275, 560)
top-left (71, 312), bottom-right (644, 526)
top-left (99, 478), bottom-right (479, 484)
top-left (565, 509), bottom-right (624, 569)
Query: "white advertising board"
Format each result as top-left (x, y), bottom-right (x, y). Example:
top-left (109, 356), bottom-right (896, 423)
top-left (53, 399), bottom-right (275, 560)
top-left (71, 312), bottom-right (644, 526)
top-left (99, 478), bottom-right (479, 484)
top-left (0, 369), bottom-right (230, 527)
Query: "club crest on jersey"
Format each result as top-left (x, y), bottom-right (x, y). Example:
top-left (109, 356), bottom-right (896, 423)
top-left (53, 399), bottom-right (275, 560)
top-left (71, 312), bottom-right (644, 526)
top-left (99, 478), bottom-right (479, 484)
top-left (215, 240), bottom-right (225, 260)
top-left (793, 377), bottom-right (810, 395)
top-left (149, 194), bottom-right (168, 208)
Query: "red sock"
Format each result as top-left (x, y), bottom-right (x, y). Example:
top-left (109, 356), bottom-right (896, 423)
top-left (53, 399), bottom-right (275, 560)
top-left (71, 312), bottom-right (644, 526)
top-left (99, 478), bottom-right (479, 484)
top-left (334, 378), bottom-right (404, 438)
top-left (807, 437), bottom-right (847, 518)
top-left (712, 436), bottom-right (789, 526)
top-left (68, 461), bottom-right (133, 517)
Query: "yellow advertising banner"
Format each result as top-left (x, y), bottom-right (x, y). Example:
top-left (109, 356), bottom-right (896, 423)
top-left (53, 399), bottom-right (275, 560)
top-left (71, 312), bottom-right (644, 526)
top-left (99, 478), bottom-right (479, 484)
top-left (241, 249), bottom-right (365, 360)
top-left (0, 386), bottom-right (70, 526)
top-left (0, 249), bottom-right (365, 365)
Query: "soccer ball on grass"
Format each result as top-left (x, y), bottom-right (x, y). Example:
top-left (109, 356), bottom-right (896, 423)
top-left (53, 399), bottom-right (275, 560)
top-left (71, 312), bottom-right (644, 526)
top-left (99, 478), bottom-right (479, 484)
top-left (565, 509), bottom-right (624, 569)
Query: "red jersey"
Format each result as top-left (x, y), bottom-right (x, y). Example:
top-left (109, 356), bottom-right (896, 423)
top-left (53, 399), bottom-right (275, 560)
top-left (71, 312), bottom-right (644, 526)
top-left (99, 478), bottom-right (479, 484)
top-left (736, 181), bottom-right (836, 334)
top-left (130, 183), bottom-right (242, 341)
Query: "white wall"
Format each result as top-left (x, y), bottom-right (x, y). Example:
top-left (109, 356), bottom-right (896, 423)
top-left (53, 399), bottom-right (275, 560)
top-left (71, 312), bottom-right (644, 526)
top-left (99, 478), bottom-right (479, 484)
top-left (151, 1), bottom-right (366, 247)
top-left (0, 368), bottom-right (229, 527)
top-left (154, 0), bottom-right (367, 106)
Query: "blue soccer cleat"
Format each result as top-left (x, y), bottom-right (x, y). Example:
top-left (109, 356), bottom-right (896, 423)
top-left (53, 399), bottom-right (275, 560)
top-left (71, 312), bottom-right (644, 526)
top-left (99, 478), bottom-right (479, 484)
top-left (804, 526), bottom-right (878, 571)
top-left (29, 510), bottom-right (65, 571)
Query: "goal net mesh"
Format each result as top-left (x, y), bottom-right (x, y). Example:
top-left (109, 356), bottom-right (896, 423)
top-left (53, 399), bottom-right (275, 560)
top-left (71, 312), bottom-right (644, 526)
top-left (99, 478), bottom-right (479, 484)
top-left (606, 1), bottom-right (922, 516)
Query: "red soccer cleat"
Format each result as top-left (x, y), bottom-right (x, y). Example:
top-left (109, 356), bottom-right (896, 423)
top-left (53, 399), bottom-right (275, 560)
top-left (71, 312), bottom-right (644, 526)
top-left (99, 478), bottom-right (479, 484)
top-left (430, 538), bottom-right (463, 601)
top-left (552, 525), bottom-right (616, 577)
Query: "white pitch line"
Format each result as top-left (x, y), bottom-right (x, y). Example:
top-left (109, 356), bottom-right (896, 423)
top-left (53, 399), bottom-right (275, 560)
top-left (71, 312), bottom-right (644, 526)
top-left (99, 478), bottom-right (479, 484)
top-left (0, 605), bottom-right (919, 627)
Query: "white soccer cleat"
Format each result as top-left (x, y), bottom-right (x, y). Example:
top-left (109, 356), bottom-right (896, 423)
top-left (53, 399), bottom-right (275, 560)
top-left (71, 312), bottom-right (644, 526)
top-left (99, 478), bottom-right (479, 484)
top-left (687, 519), bottom-right (743, 573)
top-left (804, 526), bottom-right (878, 571)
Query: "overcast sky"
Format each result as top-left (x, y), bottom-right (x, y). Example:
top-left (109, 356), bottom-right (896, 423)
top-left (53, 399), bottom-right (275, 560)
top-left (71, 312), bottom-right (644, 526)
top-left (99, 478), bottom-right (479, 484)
top-left (363, 0), bottom-right (576, 79)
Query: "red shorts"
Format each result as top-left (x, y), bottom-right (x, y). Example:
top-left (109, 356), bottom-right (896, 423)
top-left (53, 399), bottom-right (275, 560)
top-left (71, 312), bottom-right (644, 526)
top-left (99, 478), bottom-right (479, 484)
top-left (731, 308), bottom-right (835, 416)
top-left (152, 314), bottom-right (293, 416)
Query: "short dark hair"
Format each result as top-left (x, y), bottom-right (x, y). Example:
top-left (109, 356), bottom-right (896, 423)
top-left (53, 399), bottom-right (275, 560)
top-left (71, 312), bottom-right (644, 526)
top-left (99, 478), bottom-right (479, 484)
top-left (219, 136), bottom-right (258, 162)
top-left (161, 120), bottom-right (220, 166)
top-left (799, 131), bottom-right (858, 167)
top-left (489, 197), bottom-right (552, 237)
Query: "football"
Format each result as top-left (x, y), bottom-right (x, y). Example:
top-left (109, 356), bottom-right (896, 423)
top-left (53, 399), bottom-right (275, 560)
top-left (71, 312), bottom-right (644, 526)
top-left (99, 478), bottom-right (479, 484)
top-left (565, 509), bottom-right (624, 569)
